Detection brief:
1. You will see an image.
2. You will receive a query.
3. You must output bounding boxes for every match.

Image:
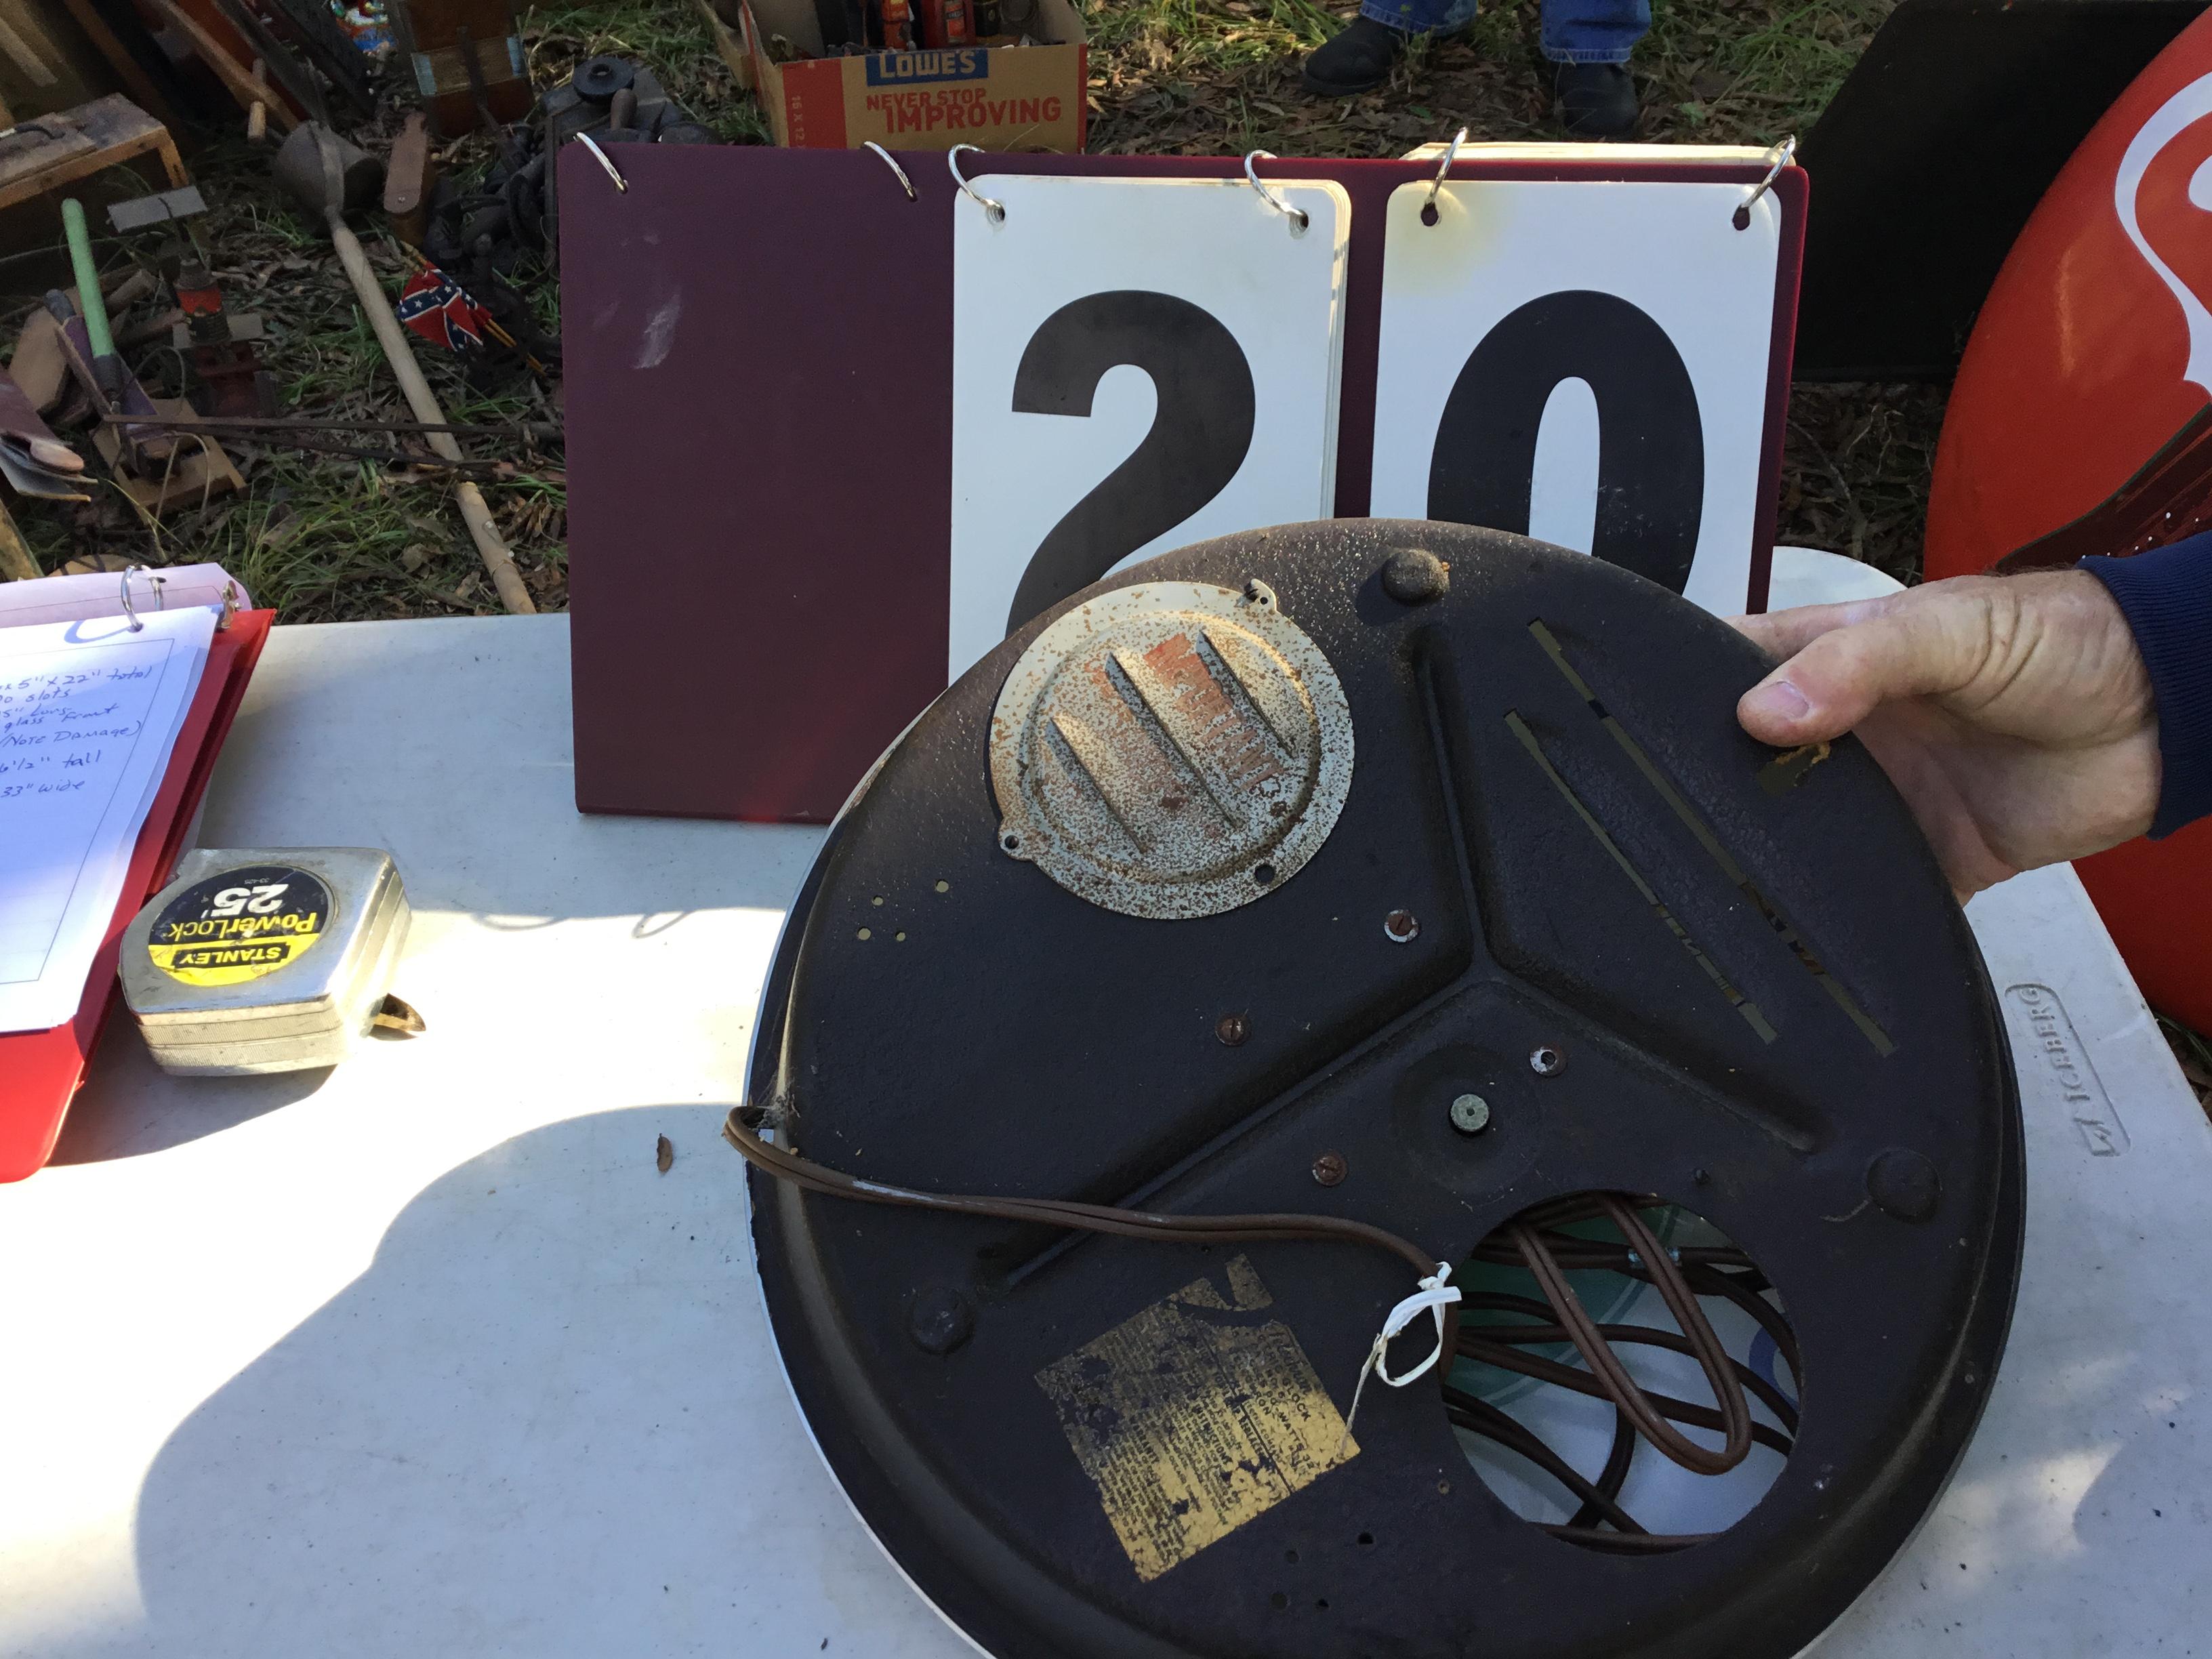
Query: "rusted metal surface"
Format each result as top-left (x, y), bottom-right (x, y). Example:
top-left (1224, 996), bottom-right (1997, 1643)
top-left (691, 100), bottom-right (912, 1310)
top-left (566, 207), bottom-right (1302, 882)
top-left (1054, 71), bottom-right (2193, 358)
top-left (988, 581), bottom-right (1353, 921)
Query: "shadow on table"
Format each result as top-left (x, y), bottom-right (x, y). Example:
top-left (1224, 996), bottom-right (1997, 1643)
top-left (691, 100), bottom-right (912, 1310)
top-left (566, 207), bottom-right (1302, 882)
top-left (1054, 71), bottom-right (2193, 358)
top-left (48, 1025), bottom-right (331, 1166)
top-left (99, 1094), bottom-right (2211, 1659)
top-left (186, 617), bottom-right (834, 927)
top-left (110, 1104), bottom-right (957, 1659)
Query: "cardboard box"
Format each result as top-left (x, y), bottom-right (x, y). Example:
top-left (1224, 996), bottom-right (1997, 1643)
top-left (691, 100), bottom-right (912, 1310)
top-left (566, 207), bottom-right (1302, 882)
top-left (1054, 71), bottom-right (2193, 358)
top-left (737, 0), bottom-right (1086, 152)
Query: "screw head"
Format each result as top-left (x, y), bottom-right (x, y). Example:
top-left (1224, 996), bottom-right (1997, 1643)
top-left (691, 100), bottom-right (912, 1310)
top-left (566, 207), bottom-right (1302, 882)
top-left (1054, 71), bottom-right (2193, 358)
top-left (1380, 548), bottom-right (1450, 605)
top-left (1449, 1092), bottom-right (1491, 1134)
top-left (907, 1286), bottom-right (975, 1355)
top-left (1866, 1147), bottom-right (1941, 1223)
top-left (1311, 1151), bottom-right (1347, 1187)
top-left (1384, 909), bottom-right (1420, 943)
top-left (1528, 1044), bottom-right (1565, 1078)
top-left (1216, 1012), bottom-right (1250, 1046)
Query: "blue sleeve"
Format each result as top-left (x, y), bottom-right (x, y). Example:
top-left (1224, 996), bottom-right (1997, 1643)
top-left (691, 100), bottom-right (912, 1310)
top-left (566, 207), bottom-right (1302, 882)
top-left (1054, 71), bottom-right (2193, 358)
top-left (2080, 532), bottom-right (2212, 838)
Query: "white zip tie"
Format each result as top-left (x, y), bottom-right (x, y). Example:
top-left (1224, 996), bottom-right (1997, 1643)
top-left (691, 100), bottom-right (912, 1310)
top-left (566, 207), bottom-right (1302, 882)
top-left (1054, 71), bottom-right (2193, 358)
top-left (1338, 1261), bottom-right (1460, 1453)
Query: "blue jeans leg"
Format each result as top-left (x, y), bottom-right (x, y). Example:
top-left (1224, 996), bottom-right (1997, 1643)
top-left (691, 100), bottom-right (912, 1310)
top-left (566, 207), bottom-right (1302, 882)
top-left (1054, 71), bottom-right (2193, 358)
top-left (1540, 0), bottom-right (1647, 63)
top-left (1358, 0), bottom-right (1646, 58)
top-left (1359, 0), bottom-right (1477, 36)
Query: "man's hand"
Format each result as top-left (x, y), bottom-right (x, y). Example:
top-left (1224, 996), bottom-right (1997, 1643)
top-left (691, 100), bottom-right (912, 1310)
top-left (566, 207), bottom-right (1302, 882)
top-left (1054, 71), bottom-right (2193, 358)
top-left (1729, 571), bottom-right (2159, 901)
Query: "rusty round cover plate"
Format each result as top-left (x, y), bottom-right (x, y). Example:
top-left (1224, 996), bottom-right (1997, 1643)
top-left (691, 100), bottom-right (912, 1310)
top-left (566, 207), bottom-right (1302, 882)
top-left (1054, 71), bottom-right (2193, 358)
top-left (987, 581), bottom-right (1353, 920)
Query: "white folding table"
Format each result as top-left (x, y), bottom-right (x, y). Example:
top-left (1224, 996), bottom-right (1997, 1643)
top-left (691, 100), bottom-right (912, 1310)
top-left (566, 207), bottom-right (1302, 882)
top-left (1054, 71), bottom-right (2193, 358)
top-left (1, 571), bottom-right (2205, 1657)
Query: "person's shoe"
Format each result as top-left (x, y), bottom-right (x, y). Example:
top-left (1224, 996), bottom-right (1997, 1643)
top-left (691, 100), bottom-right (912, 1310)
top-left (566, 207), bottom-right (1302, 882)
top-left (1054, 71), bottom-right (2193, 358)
top-left (1301, 17), bottom-right (1407, 96)
top-left (1555, 62), bottom-right (1639, 138)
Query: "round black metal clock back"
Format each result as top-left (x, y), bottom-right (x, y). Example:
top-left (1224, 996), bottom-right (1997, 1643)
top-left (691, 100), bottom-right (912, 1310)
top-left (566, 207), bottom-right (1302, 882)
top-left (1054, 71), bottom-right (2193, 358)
top-left (745, 521), bottom-right (2022, 1659)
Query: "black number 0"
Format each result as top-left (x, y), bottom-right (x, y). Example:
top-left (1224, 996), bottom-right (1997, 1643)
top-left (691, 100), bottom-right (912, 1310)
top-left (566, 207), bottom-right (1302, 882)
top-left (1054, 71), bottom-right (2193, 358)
top-left (1427, 290), bottom-right (1705, 596)
top-left (1001, 287), bottom-right (1708, 634)
top-left (1005, 291), bottom-right (1255, 635)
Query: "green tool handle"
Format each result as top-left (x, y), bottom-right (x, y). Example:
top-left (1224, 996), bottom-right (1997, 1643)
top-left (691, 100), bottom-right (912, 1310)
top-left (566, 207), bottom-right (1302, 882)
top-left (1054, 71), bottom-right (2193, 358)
top-left (60, 199), bottom-right (114, 363)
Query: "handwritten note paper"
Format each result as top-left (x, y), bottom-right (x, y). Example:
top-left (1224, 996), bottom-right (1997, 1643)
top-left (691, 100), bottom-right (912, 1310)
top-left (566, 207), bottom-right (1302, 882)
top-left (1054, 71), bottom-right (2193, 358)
top-left (0, 608), bottom-right (213, 1033)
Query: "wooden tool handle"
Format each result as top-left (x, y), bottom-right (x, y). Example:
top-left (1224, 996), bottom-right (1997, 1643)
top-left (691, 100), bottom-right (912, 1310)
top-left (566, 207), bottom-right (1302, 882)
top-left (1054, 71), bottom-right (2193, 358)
top-left (327, 218), bottom-right (535, 616)
top-left (0, 499), bottom-right (39, 581)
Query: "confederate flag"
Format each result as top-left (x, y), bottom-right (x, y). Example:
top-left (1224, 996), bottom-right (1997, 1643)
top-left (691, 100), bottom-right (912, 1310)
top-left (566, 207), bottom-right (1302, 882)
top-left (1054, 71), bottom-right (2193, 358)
top-left (395, 265), bottom-right (493, 354)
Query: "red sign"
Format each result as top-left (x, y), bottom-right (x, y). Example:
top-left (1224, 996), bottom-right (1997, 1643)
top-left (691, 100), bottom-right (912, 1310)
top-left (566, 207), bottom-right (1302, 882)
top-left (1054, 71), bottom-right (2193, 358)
top-left (1928, 12), bottom-right (2212, 1029)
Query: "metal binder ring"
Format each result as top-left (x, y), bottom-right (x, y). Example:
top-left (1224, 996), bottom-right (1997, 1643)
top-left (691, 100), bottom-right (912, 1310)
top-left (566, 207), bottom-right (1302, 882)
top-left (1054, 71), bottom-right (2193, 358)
top-left (1734, 134), bottom-right (1795, 230)
top-left (947, 145), bottom-right (1004, 224)
top-left (1242, 151), bottom-right (1308, 232)
top-left (1425, 127), bottom-right (1467, 218)
top-left (119, 565), bottom-right (164, 632)
top-left (575, 131), bottom-right (629, 194)
top-left (865, 142), bottom-right (916, 201)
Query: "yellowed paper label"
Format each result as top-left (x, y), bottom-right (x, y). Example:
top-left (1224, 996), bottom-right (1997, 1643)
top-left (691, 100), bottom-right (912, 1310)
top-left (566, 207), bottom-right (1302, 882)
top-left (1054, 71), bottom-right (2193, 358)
top-left (1034, 1256), bottom-right (1356, 1582)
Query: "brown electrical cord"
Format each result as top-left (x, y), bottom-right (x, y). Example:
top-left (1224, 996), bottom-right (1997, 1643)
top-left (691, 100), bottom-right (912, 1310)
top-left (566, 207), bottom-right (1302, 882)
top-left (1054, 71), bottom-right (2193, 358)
top-left (1456, 1334), bottom-right (1796, 1458)
top-left (1506, 1199), bottom-right (1755, 1478)
top-left (1454, 1202), bottom-right (1798, 1553)
top-left (1574, 1409), bottom-right (1639, 1530)
top-left (1443, 1388), bottom-right (1646, 1534)
top-left (723, 1101), bottom-right (1451, 1304)
top-left (1458, 1292), bottom-right (1799, 1435)
top-left (724, 1104), bottom-right (1796, 1557)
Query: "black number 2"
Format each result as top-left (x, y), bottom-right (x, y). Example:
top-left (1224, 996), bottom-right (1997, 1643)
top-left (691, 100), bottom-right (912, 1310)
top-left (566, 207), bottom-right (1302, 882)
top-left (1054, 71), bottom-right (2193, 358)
top-left (1006, 291), bottom-right (1255, 634)
top-left (1427, 290), bottom-right (1705, 595)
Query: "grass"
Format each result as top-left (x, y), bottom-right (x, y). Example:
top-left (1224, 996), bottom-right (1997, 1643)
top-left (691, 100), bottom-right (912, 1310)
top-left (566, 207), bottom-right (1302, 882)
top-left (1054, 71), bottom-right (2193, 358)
top-left (0, 0), bottom-right (755, 619)
top-left (2162, 1015), bottom-right (2212, 1107)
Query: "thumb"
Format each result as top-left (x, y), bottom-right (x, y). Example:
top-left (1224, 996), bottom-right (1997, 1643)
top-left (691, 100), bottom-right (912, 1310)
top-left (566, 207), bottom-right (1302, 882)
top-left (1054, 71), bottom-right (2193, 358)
top-left (1736, 593), bottom-right (1988, 745)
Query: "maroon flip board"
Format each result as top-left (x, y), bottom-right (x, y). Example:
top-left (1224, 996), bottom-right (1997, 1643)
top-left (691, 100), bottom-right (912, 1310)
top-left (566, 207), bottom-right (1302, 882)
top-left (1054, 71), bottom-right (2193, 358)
top-left (560, 144), bottom-right (1805, 823)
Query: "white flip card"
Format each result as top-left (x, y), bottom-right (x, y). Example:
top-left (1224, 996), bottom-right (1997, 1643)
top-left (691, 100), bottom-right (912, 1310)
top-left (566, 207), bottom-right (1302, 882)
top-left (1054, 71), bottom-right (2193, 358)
top-left (1368, 179), bottom-right (1784, 617)
top-left (949, 174), bottom-right (1352, 680)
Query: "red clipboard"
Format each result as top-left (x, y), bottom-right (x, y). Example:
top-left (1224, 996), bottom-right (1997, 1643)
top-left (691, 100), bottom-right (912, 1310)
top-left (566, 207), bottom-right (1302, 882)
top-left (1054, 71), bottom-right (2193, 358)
top-left (0, 609), bottom-right (273, 1183)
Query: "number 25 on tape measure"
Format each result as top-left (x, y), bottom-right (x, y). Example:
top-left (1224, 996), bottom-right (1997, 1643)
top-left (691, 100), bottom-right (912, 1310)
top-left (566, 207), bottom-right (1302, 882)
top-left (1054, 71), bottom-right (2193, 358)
top-left (948, 176), bottom-right (1351, 680)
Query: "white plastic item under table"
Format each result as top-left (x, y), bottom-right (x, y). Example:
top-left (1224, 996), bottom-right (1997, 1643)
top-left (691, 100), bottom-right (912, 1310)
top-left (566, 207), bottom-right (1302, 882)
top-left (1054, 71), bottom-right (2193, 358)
top-left (0, 590), bottom-right (2203, 1658)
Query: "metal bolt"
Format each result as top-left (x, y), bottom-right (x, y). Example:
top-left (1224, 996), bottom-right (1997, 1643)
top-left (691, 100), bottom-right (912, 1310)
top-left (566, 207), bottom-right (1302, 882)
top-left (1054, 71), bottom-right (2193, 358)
top-left (1529, 1044), bottom-right (1565, 1077)
top-left (1380, 548), bottom-right (1450, 605)
top-left (907, 1286), bottom-right (975, 1355)
top-left (1384, 909), bottom-right (1420, 943)
top-left (1866, 1147), bottom-right (1941, 1223)
top-left (1216, 1012), bottom-right (1250, 1047)
top-left (1448, 1092), bottom-right (1490, 1134)
top-left (1311, 1151), bottom-right (1347, 1187)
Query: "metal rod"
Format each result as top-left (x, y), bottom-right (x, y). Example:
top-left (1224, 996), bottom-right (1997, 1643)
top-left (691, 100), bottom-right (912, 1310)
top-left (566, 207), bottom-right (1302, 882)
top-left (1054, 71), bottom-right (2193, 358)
top-left (96, 412), bottom-right (554, 440)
